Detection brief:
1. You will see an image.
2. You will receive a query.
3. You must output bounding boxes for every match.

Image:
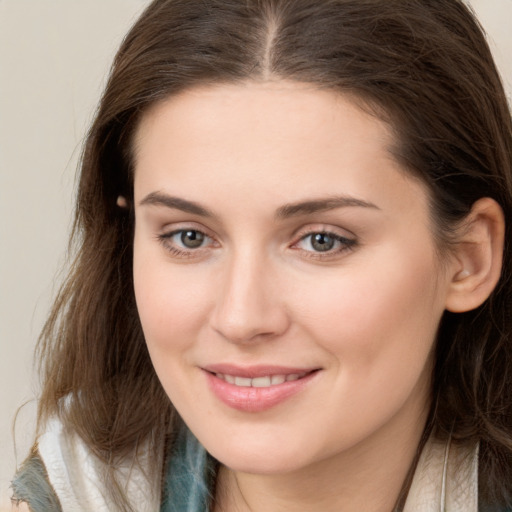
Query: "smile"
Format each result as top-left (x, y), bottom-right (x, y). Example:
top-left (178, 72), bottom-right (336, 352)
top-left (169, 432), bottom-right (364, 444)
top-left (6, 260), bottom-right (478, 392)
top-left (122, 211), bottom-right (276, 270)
top-left (214, 372), bottom-right (309, 388)
top-left (203, 366), bottom-right (319, 412)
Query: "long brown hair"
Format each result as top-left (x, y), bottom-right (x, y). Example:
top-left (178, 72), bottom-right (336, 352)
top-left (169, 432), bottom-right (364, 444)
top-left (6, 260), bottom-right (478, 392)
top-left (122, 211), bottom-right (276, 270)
top-left (35, 0), bottom-right (512, 509)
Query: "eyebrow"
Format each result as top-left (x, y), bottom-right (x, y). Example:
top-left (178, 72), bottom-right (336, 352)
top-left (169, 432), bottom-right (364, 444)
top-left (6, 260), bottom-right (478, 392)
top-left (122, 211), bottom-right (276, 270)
top-left (275, 196), bottom-right (380, 218)
top-left (139, 191), bottom-right (379, 219)
top-left (139, 192), bottom-right (213, 217)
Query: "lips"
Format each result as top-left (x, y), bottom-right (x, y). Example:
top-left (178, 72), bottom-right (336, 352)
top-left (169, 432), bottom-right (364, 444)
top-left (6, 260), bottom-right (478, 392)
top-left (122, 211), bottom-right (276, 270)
top-left (215, 371), bottom-right (309, 388)
top-left (202, 364), bottom-right (319, 412)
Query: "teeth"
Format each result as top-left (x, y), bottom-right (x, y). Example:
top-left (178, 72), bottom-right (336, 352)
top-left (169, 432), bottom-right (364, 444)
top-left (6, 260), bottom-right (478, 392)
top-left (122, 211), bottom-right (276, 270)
top-left (216, 372), bottom-right (308, 388)
top-left (252, 376), bottom-right (271, 388)
top-left (271, 375), bottom-right (286, 385)
top-left (234, 377), bottom-right (252, 387)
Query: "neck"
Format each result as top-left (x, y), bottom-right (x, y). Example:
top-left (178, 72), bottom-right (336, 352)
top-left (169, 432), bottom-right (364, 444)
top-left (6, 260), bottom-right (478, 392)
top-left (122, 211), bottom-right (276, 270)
top-left (214, 408), bottom-right (428, 512)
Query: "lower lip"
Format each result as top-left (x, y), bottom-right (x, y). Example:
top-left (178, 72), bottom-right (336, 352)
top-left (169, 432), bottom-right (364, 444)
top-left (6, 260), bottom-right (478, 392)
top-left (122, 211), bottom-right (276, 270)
top-left (204, 371), bottom-right (318, 413)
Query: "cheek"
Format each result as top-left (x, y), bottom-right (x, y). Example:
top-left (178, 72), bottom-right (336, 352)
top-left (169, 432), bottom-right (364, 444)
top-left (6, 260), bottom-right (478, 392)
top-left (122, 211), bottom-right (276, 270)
top-left (284, 250), bottom-right (443, 444)
top-left (292, 246), bottom-right (445, 371)
top-left (133, 244), bottom-right (212, 356)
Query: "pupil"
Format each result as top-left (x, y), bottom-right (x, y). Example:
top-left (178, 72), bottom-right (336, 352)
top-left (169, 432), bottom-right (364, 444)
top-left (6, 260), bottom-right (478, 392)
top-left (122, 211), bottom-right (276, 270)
top-left (312, 233), bottom-right (334, 252)
top-left (181, 230), bottom-right (204, 248)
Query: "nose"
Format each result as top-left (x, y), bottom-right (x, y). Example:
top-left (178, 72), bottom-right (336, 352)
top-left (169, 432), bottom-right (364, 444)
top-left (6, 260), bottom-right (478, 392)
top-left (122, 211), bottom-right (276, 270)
top-left (210, 250), bottom-right (290, 344)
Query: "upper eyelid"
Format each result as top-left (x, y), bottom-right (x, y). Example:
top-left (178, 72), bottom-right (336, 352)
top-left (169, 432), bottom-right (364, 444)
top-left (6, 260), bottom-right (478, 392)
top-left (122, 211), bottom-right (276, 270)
top-left (298, 231), bottom-right (354, 242)
top-left (293, 232), bottom-right (356, 249)
top-left (161, 228), bottom-right (215, 244)
top-left (292, 224), bottom-right (356, 241)
top-left (157, 223), bottom-right (357, 246)
top-left (159, 223), bottom-right (216, 239)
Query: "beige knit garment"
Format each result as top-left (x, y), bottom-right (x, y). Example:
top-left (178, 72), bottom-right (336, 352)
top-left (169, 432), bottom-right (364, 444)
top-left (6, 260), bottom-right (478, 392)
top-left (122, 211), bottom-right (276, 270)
top-left (38, 417), bottom-right (160, 512)
top-left (403, 435), bottom-right (479, 512)
top-left (39, 416), bottom-right (478, 512)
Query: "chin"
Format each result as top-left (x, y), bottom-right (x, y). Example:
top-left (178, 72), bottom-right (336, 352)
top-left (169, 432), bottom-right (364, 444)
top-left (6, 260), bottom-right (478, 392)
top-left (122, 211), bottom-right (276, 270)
top-left (204, 435), bottom-right (317, 475)
top-left (221, 455), bottom-right (307, 476)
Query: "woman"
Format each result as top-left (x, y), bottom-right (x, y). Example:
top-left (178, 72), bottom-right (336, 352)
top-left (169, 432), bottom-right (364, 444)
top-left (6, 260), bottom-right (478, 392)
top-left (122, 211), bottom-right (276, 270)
top-left (12, 0), bottom-right (512, 511)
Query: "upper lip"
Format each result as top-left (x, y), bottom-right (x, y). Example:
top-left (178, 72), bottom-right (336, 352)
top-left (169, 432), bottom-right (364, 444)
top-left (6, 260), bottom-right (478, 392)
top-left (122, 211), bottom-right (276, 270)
top-left (202, 364), bottom-right (319, 378)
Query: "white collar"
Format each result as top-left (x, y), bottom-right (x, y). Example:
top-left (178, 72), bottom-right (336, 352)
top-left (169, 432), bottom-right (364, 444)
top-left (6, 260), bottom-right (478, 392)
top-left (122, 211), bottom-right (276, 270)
top-left (38, 416), bottom-right (160, 512)
top-left (39, 416), bottom-right (479, 512)
top-left (403, 434), bottom-right (479, 512)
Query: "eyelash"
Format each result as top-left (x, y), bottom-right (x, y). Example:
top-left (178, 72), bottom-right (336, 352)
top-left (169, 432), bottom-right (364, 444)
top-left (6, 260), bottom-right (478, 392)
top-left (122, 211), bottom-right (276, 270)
top-left (292, 231), bottom-right (357, 259)
top-left (157, 228), bottom-right (357, 259)
top-left (157, 229), bottom-right (216, 258)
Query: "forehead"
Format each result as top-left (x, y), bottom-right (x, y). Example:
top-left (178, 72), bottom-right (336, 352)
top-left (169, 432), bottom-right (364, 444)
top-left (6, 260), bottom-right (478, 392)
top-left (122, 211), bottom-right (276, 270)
top-left (133, 81), bottom-right (395, 165)
top-left (132, 81), bottom-right (426, 218)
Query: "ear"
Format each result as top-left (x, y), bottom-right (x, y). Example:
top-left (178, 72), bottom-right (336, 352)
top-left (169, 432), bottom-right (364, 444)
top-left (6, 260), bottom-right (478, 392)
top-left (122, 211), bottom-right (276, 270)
top-left (445, 197), bottom-right (505, 313)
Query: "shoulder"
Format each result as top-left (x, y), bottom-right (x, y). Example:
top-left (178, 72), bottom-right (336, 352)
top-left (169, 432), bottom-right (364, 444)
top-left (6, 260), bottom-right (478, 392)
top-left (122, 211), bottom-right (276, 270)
top-left (12, 415), bottom-right (159, 512)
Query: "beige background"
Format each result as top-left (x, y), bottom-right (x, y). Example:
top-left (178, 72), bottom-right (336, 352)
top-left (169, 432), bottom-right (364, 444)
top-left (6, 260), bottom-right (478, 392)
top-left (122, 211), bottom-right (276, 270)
top-left (1, 1), bottom-right (511, 509)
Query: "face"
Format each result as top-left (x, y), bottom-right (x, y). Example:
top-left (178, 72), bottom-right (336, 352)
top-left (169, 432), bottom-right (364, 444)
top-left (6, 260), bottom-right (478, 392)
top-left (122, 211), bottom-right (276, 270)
top-left (133, 82), bottom-right (453, 475)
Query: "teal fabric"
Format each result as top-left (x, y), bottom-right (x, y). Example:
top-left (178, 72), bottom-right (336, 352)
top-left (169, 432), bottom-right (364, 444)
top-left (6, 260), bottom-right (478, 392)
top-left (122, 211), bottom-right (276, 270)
top-left (161, 427), bottom-right (216, 512)
top-left (11, 453), bottom-right (63, 512)
top-left (11, 428), bottom-right (511, 511)
top-left (10, 426), bottom-right (216, 512)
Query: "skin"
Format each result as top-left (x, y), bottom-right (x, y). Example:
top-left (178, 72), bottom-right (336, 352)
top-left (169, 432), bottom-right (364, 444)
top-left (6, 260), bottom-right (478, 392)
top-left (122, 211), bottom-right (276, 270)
top-left (132, 81), bottom-right (461, 512)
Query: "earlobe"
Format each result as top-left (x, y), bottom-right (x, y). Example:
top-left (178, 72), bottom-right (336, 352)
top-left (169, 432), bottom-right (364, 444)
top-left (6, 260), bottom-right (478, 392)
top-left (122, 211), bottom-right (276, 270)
top-left (445, 197), bottom-right (505, 313)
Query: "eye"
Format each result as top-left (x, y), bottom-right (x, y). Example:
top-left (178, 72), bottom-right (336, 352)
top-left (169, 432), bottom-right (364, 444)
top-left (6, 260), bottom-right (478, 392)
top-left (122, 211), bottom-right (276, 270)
top-left (295, 231), bottom-right (356, 254)
top-left (158, 228), bottom-right (215, 256)
top-left (175, 229), bottom-right (206, 249)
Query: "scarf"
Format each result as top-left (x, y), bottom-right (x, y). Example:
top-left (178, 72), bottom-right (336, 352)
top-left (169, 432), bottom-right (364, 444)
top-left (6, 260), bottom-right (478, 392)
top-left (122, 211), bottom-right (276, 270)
top-left (33, 417), bottom-right (478, 511)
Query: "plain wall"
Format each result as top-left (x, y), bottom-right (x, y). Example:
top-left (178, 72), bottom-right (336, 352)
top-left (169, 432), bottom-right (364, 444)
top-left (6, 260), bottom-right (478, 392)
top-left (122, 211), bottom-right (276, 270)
top-left (0, 2), bottom-right (151, 508)
top-left (1, 1), bottom-right (511, 509)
